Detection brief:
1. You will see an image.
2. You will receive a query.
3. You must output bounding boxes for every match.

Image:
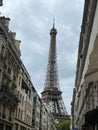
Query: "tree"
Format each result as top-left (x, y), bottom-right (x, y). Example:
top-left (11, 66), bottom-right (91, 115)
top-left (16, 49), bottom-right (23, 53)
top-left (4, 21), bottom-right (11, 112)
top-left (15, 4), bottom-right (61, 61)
top-left (56, 120), bottom-right (70, 130)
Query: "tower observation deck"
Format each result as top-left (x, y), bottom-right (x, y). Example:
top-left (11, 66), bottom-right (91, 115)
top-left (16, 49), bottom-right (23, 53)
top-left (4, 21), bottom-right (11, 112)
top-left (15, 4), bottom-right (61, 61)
top-left (41, 21), bottom-right (69, 122)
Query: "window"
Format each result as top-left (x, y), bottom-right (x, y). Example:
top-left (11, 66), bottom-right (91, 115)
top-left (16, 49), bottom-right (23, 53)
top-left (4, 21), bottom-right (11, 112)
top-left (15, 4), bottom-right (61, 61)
top-left (20, 126), bottom-right (26, 130)
top-left (15, 109), bottom-right (17, 118)
top-left (15, 123), bottom-right (18, 130)
top-left (9, 109), bottom-right (12, 121)
top-left (22, 96), bottom-right (24, 105)
top-left (17, 91), bottom-right (19, 99)
top-left (6, 125), bottom-right (12, 130)
top-left (0, 69), bottom-right (2, 88)
top-left (1, 45), bottom-right (5, 56)
top-left (2, 105), bottom-right (6, 119)
top-left (18, 108), bottom-right (20, 119)
top-left (0, 123), bottom-right (4, 130)
top-left (19, 76), bottom-right (21, 86)
top-left (20, 94), bottom-right (22, 103)
top-left (21, 110), bottom-right (23, 120)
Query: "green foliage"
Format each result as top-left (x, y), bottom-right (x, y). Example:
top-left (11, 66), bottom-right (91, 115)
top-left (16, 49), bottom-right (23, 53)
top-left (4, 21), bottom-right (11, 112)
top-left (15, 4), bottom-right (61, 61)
top-left (56, 120), bottom-right (70, 130)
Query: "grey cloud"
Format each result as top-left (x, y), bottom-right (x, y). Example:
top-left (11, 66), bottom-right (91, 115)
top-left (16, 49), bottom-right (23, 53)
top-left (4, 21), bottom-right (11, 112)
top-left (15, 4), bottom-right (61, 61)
top-left (2, 0), bottom-right (84, 115)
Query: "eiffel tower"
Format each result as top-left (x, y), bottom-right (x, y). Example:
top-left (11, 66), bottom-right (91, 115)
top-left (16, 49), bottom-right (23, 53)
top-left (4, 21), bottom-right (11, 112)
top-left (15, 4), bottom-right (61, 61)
top-left (41, 20), bottom-right (68, 122)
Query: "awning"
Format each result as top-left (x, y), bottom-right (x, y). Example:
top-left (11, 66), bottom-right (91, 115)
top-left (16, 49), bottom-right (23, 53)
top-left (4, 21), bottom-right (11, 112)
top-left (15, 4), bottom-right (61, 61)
top-left (85, 108), bottom-right (98, 124)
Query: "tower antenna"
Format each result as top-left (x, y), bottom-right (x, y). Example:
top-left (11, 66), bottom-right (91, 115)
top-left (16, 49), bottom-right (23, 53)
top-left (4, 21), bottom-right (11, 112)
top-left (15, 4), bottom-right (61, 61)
top-left (53, 18), bottom-right (55, 28)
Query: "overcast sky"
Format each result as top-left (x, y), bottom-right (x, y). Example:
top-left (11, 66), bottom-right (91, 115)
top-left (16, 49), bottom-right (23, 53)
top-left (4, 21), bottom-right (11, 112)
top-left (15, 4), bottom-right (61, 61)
top-left (1, 0), bottom-right (84, 114)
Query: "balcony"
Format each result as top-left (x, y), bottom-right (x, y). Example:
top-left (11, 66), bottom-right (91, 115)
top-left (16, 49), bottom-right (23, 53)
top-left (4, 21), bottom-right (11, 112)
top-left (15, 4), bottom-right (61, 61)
top-left (0, 86), bottom-right (19, 105)
top-left (3, 70), bottom-right (12, 81)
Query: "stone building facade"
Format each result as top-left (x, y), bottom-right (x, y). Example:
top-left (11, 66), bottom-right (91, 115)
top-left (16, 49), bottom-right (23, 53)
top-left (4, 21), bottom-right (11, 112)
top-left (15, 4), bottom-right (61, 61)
top-left (71, 0), bottom-right (98, 130)
top-left (0, 15), bottom-right (57, 130)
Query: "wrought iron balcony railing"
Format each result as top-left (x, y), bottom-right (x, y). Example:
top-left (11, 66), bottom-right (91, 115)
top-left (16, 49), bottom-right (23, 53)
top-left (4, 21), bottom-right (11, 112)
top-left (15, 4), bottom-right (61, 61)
top-left (0, 86), bottom-right (19, 105)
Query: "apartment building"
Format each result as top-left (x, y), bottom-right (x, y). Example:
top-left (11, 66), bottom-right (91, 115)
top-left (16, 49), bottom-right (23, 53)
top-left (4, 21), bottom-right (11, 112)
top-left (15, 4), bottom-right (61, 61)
top-left (72, 0), bottom-right (98, 130)
top-left (32, 91), bottom-right (42, 130)
top-left (0, 16), bottom-right (20, 130)
top-left (0, 16), bottom-right (57, 130)
top-left (0, 16), bottom-right (34, 130)
top-left (14, 65), bottom-right (34, 130)
top-left (41, 103), bottom-right (57, 130)
top-left (32, 92), bottom-right (57, 130)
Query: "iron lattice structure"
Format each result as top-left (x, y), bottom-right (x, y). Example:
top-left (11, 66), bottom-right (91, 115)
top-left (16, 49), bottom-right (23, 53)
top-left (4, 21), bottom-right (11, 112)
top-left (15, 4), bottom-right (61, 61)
top-left (41, 22), bottom-right (68, 121)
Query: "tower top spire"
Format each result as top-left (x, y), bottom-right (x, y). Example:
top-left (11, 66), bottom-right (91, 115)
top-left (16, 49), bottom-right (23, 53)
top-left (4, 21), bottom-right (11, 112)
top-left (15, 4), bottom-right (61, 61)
top-left (50, 19), bottom-right (57, 35)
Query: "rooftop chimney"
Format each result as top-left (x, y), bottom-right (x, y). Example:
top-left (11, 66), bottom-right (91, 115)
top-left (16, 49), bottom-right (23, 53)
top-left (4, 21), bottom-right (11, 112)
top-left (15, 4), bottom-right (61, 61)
top-left (12, 32), bottom-right (16, 39)
top-left (0, 0), bottom-right (3, 6)
top-left (15, 40), bottom-right (21, 56)
top-left (0, 17), bottom-right (10, 30)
